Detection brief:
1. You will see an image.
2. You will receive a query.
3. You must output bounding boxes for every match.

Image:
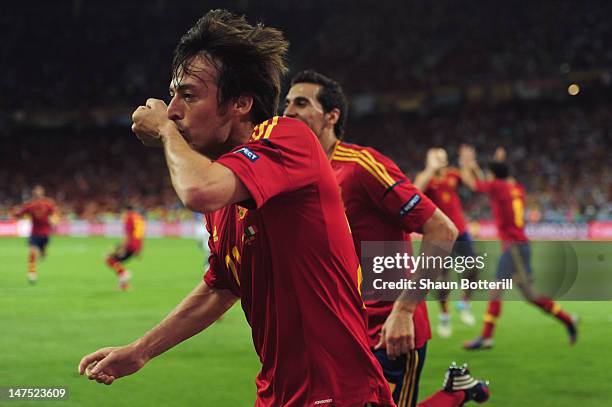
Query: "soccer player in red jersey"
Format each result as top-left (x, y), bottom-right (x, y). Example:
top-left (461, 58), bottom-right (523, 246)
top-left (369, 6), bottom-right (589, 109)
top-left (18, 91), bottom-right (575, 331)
top-left (414, 148), bottom-right (478, 337)
top-left (79, 11), bottom-right (394, 406)
top-left (285, 70), bottom-right (489, 407)
top-left (11, 185), bottom-right (57, 284)
top-left (459, 145), bottom-right (578, 350)
top-left (105, 205), bottom-right (145, 291)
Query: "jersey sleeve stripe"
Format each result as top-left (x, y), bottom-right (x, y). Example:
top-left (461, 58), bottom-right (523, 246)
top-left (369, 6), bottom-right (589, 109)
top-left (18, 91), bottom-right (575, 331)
top-left (333, 149), bottom-right (393, 186)
top-left (334, 147), bottom-right (396, 187)
top-left (359, 149), bottom-right (397, 186)
top-left (382, 179), bottom-right (406, 198)
top-left (333, 153), bottom-right (392, 188)
top-left (335, 145), bottom-right (396, 185)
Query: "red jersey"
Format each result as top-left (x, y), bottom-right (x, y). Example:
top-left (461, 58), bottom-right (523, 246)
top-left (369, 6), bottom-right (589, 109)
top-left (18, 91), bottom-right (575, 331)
top-left (14, 198), bottom-right (56, 237)
top-left (424, 168), bottom-right (468, 235)
top-left (331, 142), bottom-right (437, 349)
top-left (204, 117), bottom-right (394, 407)
top-left (124, 211), bottom-right (145, 252)
top-left (475, 179), bottom-right (528, 244)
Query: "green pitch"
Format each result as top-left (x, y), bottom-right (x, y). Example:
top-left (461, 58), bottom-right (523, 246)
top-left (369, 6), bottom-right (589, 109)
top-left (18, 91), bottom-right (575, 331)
top-left (1, 237), bottom-right (610, 406)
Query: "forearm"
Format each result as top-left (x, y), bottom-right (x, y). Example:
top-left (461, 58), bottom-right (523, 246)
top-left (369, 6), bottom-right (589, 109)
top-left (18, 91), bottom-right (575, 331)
top-left (395, 210), bottom-right (457, 307)
top-left (133, 281), bottom-right (237, 360)
top-left (413, 168), bottom-right (436, 191)
top-left (160, 124), bottom-right (214, 204)
top-left (473, 163), bottom-right (485, 181)
top-left (460, 165), bottom-right (478, 191)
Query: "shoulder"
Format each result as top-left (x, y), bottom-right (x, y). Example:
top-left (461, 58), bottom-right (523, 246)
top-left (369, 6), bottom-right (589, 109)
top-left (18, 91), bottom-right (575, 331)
top-left (492, 179), bottom-right (514, 193)
top-left (44, 198), bottom-right (57, 209)
top-left (250, 116), bottom-right (314, 143)
top-left (446, 167), bottom-right (461, 178)
top-left (332, 142), bottom-right (399, 188)
top-left (32, 199), bottom-right (52, 210)
top-left (336, 142), bottom-right (393, 163)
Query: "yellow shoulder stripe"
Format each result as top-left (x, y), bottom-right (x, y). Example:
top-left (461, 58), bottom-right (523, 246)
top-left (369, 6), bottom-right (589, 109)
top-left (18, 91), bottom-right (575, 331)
top-left (333, 145), bottom-right (396, 187)
top-left (333, 153), bottom-right (391, 187)
top-left (336, 145), bottom-right (396, 185)
top-left (360, 149), bottom-right (396, 184)
top-left (251, 116), bottom-right (279, 141)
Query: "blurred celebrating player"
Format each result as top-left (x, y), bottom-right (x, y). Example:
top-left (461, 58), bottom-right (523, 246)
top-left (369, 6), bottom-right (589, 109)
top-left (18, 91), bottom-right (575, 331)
top-left (79, 10), bottom-right (395, 406)
top-left (459, 145), bottom-right (578, 350)
top-left (11, 185), bottom-right (58, 284)
top-left (105, 205), bottom-right (145, 291)
top-left (285, 70), bottom-right (489, 407)
top-left (414, 148), bottom-right (478, 337)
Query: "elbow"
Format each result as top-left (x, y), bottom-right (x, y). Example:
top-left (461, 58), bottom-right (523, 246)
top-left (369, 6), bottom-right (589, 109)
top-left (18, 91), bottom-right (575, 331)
top-left (181, 186), bottom-right (221, 213)
top-left (446, 220), bottom-right (459, 241)
top-left (424, 210), bottom-right (458, 242)
top-left (438, 217), bottom-right (458, 242)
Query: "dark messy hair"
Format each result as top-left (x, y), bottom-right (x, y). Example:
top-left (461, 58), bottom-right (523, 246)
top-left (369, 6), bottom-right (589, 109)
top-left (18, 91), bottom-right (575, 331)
top-left (290, 70), bottom-right (348, 138)
top-left (172, 9), bottom-right (289, 124)
top-left (489, 161), bottom-right (510, 179)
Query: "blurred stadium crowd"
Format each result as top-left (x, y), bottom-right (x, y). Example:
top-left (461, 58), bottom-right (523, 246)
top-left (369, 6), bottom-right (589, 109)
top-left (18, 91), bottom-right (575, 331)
top-left (1, 0), bottom-right (610, 221)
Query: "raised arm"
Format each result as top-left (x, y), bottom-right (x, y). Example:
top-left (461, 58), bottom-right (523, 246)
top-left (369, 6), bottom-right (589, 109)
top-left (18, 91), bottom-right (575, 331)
top-left (131, 99), bottom-right (250, 213)
top-left (413, 148), bottom-right (446, 191)
top-left (10, 204), bottom-right (28, 219)
top-left (458, 144), bottom-right (480, 191)
top-left (78, 281), bottom-right (237, 385)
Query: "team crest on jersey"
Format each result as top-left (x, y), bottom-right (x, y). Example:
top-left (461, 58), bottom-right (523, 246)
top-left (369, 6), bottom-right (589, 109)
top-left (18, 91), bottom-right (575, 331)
top-left (399, 194), bottom-right (421, 216)
top-left (237, 206), bottom-right (248, 220)
top-left (235, 147), bottom-right (259, 162)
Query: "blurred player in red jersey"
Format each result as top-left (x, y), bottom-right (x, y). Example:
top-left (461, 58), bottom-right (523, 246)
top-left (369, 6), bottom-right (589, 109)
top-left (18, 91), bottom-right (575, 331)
top-left (11, 185), bottom-right (58, 284)
top-left (285, 70), bottom-right (489, 407)
top-left (414, 148), bottom-right (478, 337)
top-left (459, 145), bottom-right (578, 350)
top-left (79, 11), bottom-right (395, 406)
top-left (105, 205), bottom-right (145, 291)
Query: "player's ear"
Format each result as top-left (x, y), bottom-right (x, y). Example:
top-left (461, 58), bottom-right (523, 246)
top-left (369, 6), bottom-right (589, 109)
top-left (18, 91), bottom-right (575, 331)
top-left (326, 108), bottom-right (340, 128)
top-left (233, 95), bottom-right (254, 116)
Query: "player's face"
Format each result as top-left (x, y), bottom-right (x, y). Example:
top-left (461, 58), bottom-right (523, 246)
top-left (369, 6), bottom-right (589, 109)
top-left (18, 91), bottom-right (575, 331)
top-left (167, 56), bottom-right (234, 158)
top-left (283, 83), bottom-right (328, 139)
top-left (437, 149), bottom-right (449, 167)
top-left (32, 186), bottom-right (44, 198)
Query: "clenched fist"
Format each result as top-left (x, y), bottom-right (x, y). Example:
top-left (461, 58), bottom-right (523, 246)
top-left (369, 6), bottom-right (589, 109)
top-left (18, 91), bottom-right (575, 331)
top-left (131, 98), bottom-right (173, 147)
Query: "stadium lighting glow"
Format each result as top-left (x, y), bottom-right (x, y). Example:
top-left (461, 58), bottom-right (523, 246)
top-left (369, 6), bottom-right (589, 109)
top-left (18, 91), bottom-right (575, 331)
top-left (568, 84), bottom-right (580, 96)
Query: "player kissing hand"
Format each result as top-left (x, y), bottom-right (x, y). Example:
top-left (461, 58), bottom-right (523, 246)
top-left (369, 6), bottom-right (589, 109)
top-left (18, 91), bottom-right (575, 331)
top-left (131, 98), bottom-right (174, 147)
top-left (458, 144), bottom-right (477, 168)
top-left (426, 148), bottom-right (446, 171)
